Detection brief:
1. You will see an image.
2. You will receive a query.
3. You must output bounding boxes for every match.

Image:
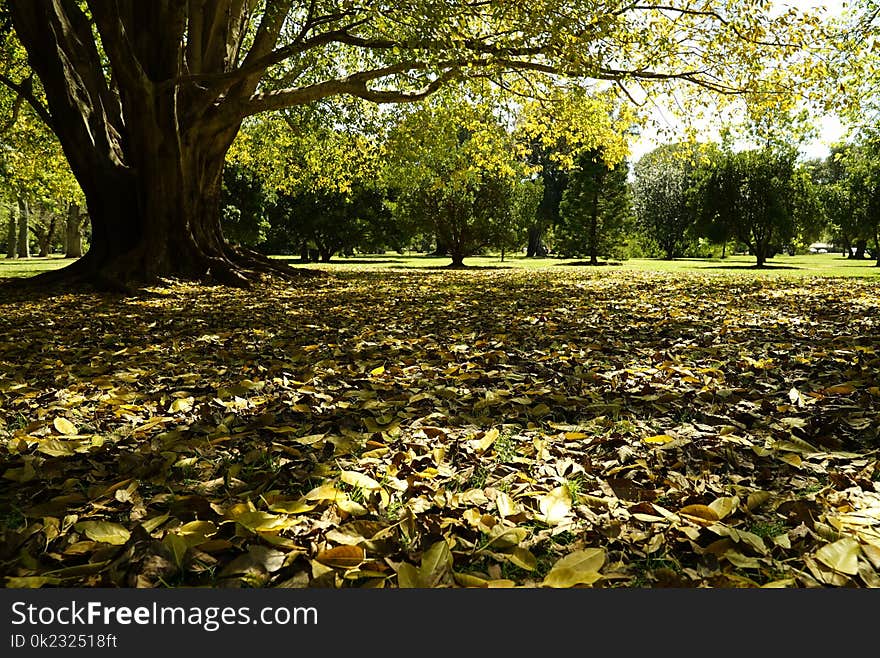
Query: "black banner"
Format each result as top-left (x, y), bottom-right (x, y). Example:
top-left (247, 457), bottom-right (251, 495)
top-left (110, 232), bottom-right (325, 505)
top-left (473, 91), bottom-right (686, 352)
top-left (0, 588), bottom-right (873, 655)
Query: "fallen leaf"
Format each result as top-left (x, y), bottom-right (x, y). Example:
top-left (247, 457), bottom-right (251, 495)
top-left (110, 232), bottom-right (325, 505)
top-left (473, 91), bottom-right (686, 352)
top-left (53, 417), bottom-right (78, 436)
top-left (316, 545), bottom-right (365, 569)
top-left (75, 520), bottom-right (130, 545)
top-left (538, 486), bottom-right (572, 525)
top-left (816, 538), bottom-right (860, 575)
top-left (643, 434), bottom-right (675, 444)
top-left (542, 548), bottom-right (605, 588)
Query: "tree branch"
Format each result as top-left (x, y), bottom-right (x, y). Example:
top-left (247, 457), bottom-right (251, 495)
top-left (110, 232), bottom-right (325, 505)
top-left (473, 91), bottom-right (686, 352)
top-left (0, 73), bottom-right (55, 131)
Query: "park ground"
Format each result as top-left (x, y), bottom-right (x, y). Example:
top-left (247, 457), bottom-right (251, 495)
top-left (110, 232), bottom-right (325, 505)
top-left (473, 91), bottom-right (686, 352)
top-left (0, 256), bottom-right (878, 587)
top-left (1, 251), bottom-right (879, 280)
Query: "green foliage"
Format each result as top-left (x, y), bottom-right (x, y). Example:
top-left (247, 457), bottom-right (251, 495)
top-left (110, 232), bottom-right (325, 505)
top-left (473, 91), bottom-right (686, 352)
top-left (220, 163), bottom-right (272, 247)
top-left (816, 139), bottom-right (880, 263)
top-left (632, 143), bottom-right (710, 260)
top-left (556, 149), bottom-right (632, 263)
top-left (704, 146), bottom-right (805, 266)
top-left (385, 98), bottom-right (523, 266)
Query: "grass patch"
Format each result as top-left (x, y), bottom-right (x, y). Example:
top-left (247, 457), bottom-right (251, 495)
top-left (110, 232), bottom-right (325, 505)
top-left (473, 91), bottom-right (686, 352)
top-left (4, 252), bottom-right (878, 280)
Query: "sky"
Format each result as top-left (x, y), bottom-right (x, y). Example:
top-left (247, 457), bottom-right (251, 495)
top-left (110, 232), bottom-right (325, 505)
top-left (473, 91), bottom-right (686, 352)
top-left (629, 0), bottom-right (849, 162)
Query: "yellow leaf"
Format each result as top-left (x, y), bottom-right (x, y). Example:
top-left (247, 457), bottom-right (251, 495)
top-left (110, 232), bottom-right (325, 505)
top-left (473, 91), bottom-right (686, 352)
top-left (340, 471), bottom-right (381, 490)
top-left (229, 510), bottom-right (289, 533)
top-left (419, 540), bottom-right (454, 587)
top-left (538, 486), bottom-right (572, 525)
top-left (396, 562), bottom-right (422, 588)
top-left (487, 579), bottom-right (517, 588)
top-left (370, 365), bottom-right (385, 376)
top-left (485, 525), bottom-right (527, 550)
top-left (53, 417), bottom-right (78, 436)
top-left (542, 548), bottom-right (605, 588)
top-left (5, 576), bottom-right (62, 588)
top-left (679, 504), bottom-right (720, 526)
top-left (269, 499), bottom-right (317, 514)
top-left (708, 496), bottom-right (739, 520)
top-left (304, 484), bottom-right (343, 501)
top-left (643, 434), bottom-right (675, 444)
top-left (454, 572), bottom-right (488, 587)
top-left (816, 538), bottom-right (860, 575)
top-left (170, 397), bottom-right (193, 413)
top-left (822, 384), bottom-right (856, 395)
top-left (506, 547), bottom-right (537, 571)
top-left (470, 428), bottom-right (499, 453)
top-left (335, 498), bottom-right (368, 515)
top-left (495, 491), bottom-right (519, 518)
top-left (75, 520), bottom-right (130, 545)
top-left (37, 439), bottom-right (76, 457)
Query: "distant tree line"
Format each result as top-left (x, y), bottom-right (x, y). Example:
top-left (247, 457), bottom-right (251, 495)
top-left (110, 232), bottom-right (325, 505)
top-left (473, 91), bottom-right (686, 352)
top-left (216, 100), bottom-right (880, 268)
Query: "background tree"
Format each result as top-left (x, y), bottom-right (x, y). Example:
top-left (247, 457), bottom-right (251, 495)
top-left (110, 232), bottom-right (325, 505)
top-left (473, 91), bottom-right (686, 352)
top-left (220, 162), bottom-right (272, 248)
top-left (500, 177), bottom-right (543, 261)
top-left (841, 138), bottom-right (880, 265)
top-left (632, 143), bottom-right (707, 260)
top-left (1, 25), bottom-right (84, 261)
top-left (386, 98), bottom-right (522, 267)
top-left (1, 1), bottom-right (824, 288)
top-left (556, 149), bottom-right (631, 264)
top-left (227, 103), bottom-right (394, 260)
top-left (704, 147), bottom-right (803, 267)
top-left (517, 88), bottom-right (635, 258)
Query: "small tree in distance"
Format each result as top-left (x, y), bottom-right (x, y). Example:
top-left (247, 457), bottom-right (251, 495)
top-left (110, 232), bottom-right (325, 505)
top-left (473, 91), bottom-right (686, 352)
top-left (556, 149), bottom-right (631, 264)
top-left (386, 99), bottom-right (522, 267)
top-left (705, 147), bottom-right (803, 267)
top-left (632, 143), bottom-right (706, 260)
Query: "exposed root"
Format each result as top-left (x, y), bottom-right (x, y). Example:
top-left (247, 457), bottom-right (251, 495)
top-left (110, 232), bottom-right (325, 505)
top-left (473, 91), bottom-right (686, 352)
top-left (1, 243), bottom-right (330, 297)
top-left (227, 245), bottom-right (326, 280)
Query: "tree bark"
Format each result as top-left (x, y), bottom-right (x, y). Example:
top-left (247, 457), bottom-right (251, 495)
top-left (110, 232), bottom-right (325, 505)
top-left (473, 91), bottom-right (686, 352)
top-left (754, 244), bottom-right (766, 267)
top-left (16, 198), bottom-right (30, 258)
top-left (449, 252), bottom-right (466, 267)
top-left (526, 224), bottom-right (546, 257)
top-left (6, 204), bottom-right (17, 258)
top-left (65, 203), bottom-right (84, 258)
top-left (8, 1), bottom-right (300, 290)
top-left (852, 239), bottom-right (867, 259)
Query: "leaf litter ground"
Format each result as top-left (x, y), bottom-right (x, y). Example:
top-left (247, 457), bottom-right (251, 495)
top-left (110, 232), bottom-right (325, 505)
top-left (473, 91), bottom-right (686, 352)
top-left (1, 269), bottom-right (879, 588)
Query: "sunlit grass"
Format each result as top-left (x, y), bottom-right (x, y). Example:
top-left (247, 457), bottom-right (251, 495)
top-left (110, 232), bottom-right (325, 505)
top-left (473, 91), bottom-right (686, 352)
top-left (276, 252), bottom-right (879, 278)
top-left (3, 251), bottom-right (877, 280)
top-left (0, 255), bottom-right (77, 278)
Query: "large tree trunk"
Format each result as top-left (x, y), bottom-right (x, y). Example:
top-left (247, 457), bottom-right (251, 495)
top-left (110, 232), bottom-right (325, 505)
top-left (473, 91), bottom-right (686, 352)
top-left (852, 238), bottom-right (867, 259)
top-left (526, 223), bottom-right (546, 257)
top-left (754, 244), bottom-right (767, 267)
top-left (16, 198), bottom-right (30, 258)
top-left (6, 204), bottom-right (17, 258)
top-left (8, 1), bottom-right (298, 290)
top-left (65, 203), bottom-right (84, 258)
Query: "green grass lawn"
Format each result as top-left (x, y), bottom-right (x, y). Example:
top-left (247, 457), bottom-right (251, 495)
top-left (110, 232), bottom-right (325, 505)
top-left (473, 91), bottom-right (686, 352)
top-left (0, 254), bottom-right (78, 278)
top-left (278, 251), bottom-right (879, 277)
top-left (2, 251), bottom-right (878, 280)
